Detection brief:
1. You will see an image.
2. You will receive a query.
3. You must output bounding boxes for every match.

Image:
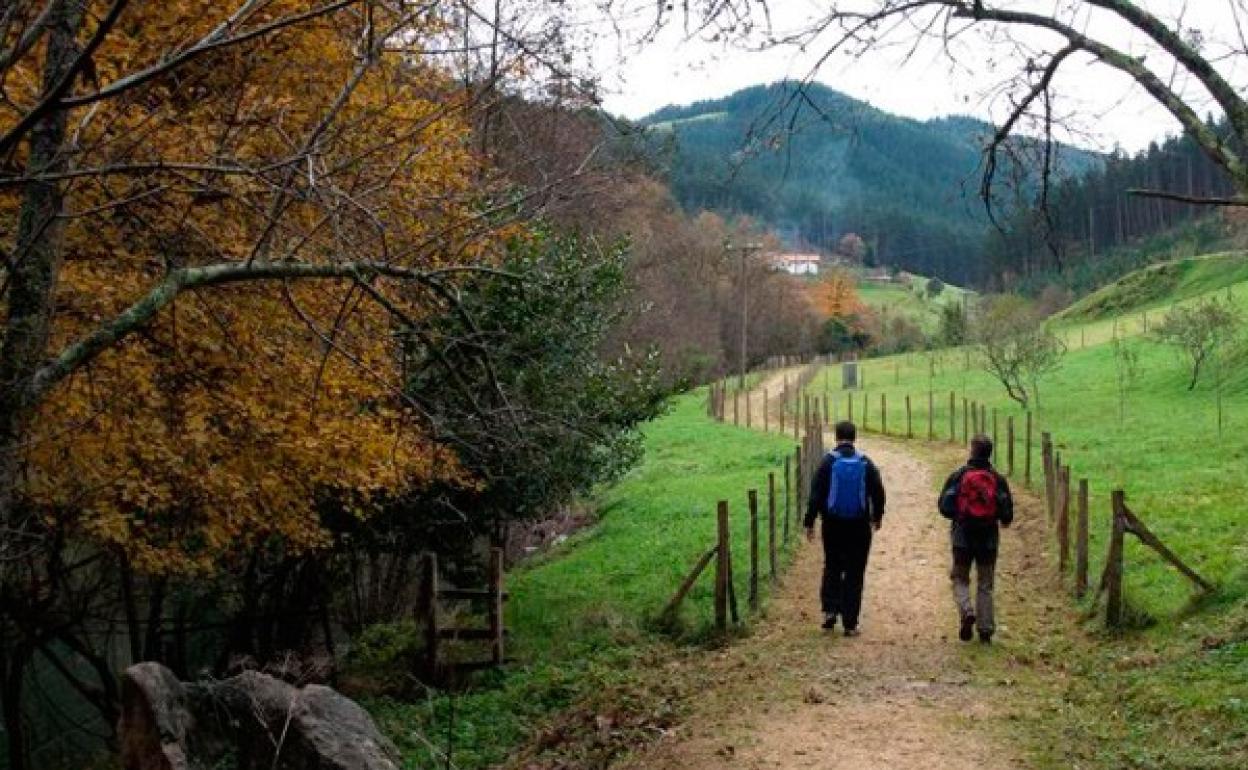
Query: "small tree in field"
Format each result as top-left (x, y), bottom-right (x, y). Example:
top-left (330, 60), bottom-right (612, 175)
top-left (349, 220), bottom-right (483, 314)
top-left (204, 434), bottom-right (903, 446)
top-left (1110, 336), bottom-right (1141, 426)
top-left (1152, 299), bottom-right (1242, 390)
top-left (974, 295), bottom-right (1066, 410)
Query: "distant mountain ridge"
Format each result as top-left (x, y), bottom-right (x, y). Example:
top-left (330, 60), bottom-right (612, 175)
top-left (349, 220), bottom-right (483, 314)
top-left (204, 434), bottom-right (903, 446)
top-left (639, 81), bottom-right (1098, 286)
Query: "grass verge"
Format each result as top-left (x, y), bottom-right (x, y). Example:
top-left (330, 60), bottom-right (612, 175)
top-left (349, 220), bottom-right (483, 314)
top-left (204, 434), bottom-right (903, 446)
top-left (369, 390), bottom-right (801, 768)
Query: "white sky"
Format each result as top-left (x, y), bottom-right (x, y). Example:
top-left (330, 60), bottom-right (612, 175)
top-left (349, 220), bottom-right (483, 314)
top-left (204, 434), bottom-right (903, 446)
top-left (580, 1), bottom-right (1248, 154)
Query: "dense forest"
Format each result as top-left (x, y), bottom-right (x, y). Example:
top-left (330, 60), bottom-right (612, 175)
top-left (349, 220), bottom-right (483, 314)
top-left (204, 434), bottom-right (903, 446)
top-left (988, 124), bottom-right (1243, 294)
top-left (643, 82), bottom-right (1096, 287)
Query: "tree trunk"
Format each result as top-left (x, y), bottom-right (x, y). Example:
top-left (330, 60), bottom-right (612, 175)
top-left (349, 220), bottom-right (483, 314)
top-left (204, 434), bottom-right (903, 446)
top-left (0, 0), bottom-right (84, 543)
top-left (1, 642), bottom-right (33, 770)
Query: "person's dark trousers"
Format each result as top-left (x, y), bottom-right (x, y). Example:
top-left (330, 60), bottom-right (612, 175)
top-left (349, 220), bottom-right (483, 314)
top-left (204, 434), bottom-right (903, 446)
top-left (951, 545), bottom-right (998, 635)
top-left (820, 517), bottom-right (873, 629)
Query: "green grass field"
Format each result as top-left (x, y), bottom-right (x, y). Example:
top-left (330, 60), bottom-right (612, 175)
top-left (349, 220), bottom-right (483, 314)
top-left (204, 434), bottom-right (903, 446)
top-left (806, 252), bottom-right (1248, 768)
top-left (371, 392), bottom-right (801, 768)
top-left (855, 271), bottom-right (971, 333)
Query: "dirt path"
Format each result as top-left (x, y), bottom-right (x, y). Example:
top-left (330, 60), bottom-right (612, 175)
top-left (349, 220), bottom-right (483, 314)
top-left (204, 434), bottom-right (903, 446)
top-left (619, 435), bottom-right (1032, 769)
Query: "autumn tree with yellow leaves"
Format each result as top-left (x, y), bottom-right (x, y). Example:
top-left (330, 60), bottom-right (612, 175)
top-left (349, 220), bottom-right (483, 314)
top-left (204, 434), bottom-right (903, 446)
top-left (0, 2), bottom-right (537, 765)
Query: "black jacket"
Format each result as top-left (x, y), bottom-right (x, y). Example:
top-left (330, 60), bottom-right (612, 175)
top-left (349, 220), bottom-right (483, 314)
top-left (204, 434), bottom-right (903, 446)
top-left (804, 443), bottom-right (886, 528)
top-left (938, 458), bottom-right (1014, 550)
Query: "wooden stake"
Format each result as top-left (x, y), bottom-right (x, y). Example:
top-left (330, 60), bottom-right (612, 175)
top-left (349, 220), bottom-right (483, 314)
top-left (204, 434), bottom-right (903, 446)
top-left (1057, 466), bottom-right (1070, 573)
top-left (784, 456), bottom-right (791, 543)
top-left (661, 547), bottom-right (716, 620)
top-left (768, 472), bottom-right (778, 583)
top-left (905, 395), bottom-right (913, 438)
top-left (1121, 506), bottom-right (1214, 593)
top-left (1024, 412), bottom-right (1033, 487)
top-left (489, 547), bottom-right (505, 665)
top-left (422, 552), bottom-right (441, 680)
top-left (1006, 416), bottom-right (1015, 477)
top-left (1105, 491), bottom-right (1126, 627)
top-left (1076, 478), bottom-right (1089, 597)
top-left (748, 489), bottom-right (759, 611)
top-left (716, 501), bottom-right (729, 631)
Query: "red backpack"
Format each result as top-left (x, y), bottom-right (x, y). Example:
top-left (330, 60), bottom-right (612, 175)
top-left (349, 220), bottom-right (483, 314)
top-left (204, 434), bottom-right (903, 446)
top-left (956, 468), bottom-right (999, 521)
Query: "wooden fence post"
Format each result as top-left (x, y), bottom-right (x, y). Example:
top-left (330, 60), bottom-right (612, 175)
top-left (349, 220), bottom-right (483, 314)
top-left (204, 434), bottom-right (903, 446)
top-left (949, 391), bottom-right (956, 443)
top-left (733, 390), bottom-right (739, 426)
top-left (1024, 411), bottom-right (1033, 487)
top-left (1076, 478), bottom-right (1089, 597)
top-left (1043, 435), bottom-right (1055, 521)
top-left (862, 391), bottom-right (869, 432)
top-left (422, 552), bottom-right (441, 680)
top-left (748, 490), bottom-right (760, 611)
top-left (971, 400), bottom-right (978, 434)
top-left (905, 395), bottom-right (913, 438)
top-left (489, 547), bottom-right (505, 665)
top-left (848, 390), bottom-right (855, 423)
top-left (784, 456), bottom-right (792, 543)
top-left (1006, 416), bottom-right (1015, 477)
top-left (1057, 466), bottom-right (1071, 573)
top-left (962, 397), bottom-right (969, 443)
top-left (1106, 491), bottom-right (1126, 627)
top-left (768, 472), bottom-right (778, 583)
top-left (795, 445), bottom-right (804, 516)
top-left (716, 501), bottom-right (729, 631)
top-left (823, 393), bottom-right (829, 428)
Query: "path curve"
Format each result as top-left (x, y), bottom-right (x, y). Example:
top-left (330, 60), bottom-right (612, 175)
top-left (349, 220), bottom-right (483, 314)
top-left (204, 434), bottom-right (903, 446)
top-left (619, 435), bottom-right (1028, 769)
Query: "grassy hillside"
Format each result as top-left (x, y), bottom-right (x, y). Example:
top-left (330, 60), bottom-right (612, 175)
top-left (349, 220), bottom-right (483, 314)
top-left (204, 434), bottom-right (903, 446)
top-left (854, 271), bottom-right (971, 333)
top-left (803, 254), bottom-right (1248, 767)
top-left (370, 391), bottom-right (800, 768)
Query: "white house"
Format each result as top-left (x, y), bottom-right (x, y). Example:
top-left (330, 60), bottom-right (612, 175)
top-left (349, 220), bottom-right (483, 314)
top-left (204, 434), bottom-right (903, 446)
top-left (769, 253), bottom-right (821, 276)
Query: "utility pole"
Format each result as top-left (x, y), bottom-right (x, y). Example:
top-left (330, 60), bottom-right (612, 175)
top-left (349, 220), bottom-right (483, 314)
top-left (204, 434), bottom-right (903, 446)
top-left (729, 240), bottom-right (764, 389)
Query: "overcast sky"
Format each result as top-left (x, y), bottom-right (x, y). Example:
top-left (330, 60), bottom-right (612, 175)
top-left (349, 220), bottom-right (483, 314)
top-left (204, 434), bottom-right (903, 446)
top-left (582, 1), bottom-right (1247, 154)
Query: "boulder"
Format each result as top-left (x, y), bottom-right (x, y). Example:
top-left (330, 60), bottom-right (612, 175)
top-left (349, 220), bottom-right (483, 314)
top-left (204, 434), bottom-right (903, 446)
top-left (119, 662), bottom-right (401, 770)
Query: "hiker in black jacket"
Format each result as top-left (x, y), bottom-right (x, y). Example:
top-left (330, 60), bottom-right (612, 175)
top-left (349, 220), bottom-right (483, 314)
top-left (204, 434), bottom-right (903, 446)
top-left (938, 434), bottom-right (1014, 643)
top-left (804, 421), bottom-right (886, 636)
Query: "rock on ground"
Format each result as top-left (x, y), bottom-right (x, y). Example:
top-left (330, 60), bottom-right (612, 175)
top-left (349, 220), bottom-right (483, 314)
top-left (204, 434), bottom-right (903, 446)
top-left (119, 661), bottom-right (400, 770)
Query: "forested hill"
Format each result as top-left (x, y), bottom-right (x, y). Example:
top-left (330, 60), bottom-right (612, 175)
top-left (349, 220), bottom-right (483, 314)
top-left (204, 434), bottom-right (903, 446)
top-left (642, 82), bottom-right (1096, 286)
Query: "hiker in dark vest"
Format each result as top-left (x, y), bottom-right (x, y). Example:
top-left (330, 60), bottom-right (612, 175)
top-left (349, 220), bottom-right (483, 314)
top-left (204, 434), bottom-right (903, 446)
top-left (938, 433), bottom-right (1014, 643)
top-left (804, 420), bottom-right (886, 636)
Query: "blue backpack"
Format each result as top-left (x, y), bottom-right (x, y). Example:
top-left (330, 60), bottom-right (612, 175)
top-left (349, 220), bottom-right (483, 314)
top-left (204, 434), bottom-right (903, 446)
top-left (827, 451), bottom-right (868, 518)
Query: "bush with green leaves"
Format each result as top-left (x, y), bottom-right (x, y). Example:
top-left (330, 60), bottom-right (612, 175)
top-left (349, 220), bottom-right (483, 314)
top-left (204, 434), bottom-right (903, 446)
top-left (1151, 297), bottom-right (1242, 390)
top-left (403, 231), bottom-right (670, 529)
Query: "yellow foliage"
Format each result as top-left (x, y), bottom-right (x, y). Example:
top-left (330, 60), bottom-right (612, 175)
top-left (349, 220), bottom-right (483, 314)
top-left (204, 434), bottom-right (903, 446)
top-left (2, 2), bottom-right (508, 574)
top-left (808, 270), bottom-right (862, 318)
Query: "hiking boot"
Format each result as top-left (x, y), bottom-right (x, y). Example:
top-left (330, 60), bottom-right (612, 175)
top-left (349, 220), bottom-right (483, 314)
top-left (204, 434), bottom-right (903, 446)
top-left (843, 627), bottom-right (860, 638)
top-left (821, 614), bottom-right (837, 631)
top-left (959, 614), bottom-right (975, 642)
top-left (979, 630), bottom-right (993, 644)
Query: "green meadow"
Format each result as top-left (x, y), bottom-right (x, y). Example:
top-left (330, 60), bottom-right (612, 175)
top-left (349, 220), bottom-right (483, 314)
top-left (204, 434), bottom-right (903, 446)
top-left (813, 252), bottom-right (1248, 768)
top-left (372, 392), bottom-right (800, 768)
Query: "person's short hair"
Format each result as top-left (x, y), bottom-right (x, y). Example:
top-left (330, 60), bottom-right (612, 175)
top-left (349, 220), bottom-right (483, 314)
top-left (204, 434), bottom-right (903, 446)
top-left (970, 433), bottom-right (993, 460)
top-left (835, 421), bottom-right (857, 442)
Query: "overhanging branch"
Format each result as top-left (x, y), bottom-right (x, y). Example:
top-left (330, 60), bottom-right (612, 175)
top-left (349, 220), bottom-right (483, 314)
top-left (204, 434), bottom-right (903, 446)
top-left (27, 261), bottom-right (518, 404)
